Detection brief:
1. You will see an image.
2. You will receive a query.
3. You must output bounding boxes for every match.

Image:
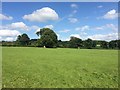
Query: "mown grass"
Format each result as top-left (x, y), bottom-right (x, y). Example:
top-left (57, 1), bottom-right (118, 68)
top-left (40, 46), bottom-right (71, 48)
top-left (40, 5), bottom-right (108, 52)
top-left (2, 47), bottom-right (118, 88)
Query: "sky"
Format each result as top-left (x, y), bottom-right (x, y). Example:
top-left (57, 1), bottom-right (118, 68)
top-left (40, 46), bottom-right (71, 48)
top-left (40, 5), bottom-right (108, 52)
top-left (0, 2), bottom-right (119, 41)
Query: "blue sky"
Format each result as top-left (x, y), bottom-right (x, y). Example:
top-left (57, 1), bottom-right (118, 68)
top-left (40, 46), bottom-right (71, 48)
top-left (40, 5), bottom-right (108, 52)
top-left (0, 2), bottom-right (119, 41)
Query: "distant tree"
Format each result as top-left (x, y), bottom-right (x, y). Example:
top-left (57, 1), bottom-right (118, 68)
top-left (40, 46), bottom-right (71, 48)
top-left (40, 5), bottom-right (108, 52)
top-left (69, 36), bottom-right (82, 48)
top-left (117, 39), bottom-right (120, 49)
top-left (57, 40), bottom-right (70, 48)
top-left (36, 28), bottom-right (58, 48)
top-left (29, 39), bottom-right (38, 47)
top-left (16, 33), bottom-right (30, 46)
top-left (109, 40), bottom-right (117, 49)
top-left (84, 38), bottom-right (93, 49)
top-left (92, 41), bottom-right (97, 48)
top-left (100, 41), bottom-right (108, 49)
top-left (16, 35), bottom-right (21, 45)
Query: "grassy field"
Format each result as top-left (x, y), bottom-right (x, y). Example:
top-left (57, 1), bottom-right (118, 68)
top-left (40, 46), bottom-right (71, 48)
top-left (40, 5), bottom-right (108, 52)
top-left (2, 47), bottom-right (118, 88)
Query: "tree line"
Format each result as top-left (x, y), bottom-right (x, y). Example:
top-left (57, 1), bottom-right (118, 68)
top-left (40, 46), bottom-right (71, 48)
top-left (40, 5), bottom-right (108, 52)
top-left (1, 28), bottom-right (120, 49)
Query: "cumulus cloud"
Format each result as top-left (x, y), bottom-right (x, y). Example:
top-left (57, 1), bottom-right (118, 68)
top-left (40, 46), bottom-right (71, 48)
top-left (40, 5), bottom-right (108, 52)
top-left (94, 27), bottom-right (104, 30)
top-left (68, 18), bottom-right (78, 23)
top-left (75, 24), bottom-right (117, 33)
top-left (103, 9), bottom-right (118, 19)
top-left (70, 34), bottom-right (81, 38)
top-left (10, 22), bottom-right (28, 30)
top-left (75, 25), bottom-right (90, 31)
top-left (1, 22), bottom-right (39, 31)
top-left (0, 14), bottom-right (13, 20)
top-left (0, 30), bottom-right (21, 37)
top-left (0, 30), bottom-right (21, 41)
top-left (44, 25), bottom-right (54, 29)
top-left (71, 4), bottom-right (78, 8)
top-left (93, 24), bottom-right (118, 32)
top-left (87, 33), bottom-right (118, 41)
top-left (59, 29), bottom-right (70, 33)
top-left (23, 7), bottom-right (59, 22)
top-left (106, 24), bottom-right (117, 31)
top-left (30, 25), bottom-right (40, 30)
top-left (4, 37), bottom-right (15, 41)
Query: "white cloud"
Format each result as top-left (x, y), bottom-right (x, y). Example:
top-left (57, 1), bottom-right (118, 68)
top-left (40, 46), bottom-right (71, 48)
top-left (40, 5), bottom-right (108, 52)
top-left (76, 25), bottom-right (90, 31)
top-left (105, 24), bottom-right (117, 31)
top-left (97, 5), bottom-right (103, 8)
top-left (10, 22), bottom-right (28, 30)
top-left (93, 24), bottom-right (118, 32)
top-left (0, 30), bottom-right (21, 37)
top-left (4, 37), bottom-right (15, 41)
top-left (23, 7), bottom-right (59, 22)
top-left (35, 25), bottom-right (54, 33)
top-left (80, 32), bottom-right (87, 36)
top-left (103, 9), bottom-right (118, 19)
top-left (87, 33), bottom-right (118, 41)
top-left (71, 4), bottom-right (78, 8)
top-left (94, 27), bottom-right (104, 30)
top-left (0, 14), bottom-right (13, 20)
top-left (70, 34), bottom-right (81, 38)
top-left (44, 25), bottom-right (54, 29)
top-left (30, 25), bottom-right (40, 30)
top-left (59, 29), bottom-right (70, 33)
top-left (0, 30), bottom-right (21, 41)
top-left (68, 18), bottom-right (78, 23)
top-left (1, 22), bottom-right (40, 31)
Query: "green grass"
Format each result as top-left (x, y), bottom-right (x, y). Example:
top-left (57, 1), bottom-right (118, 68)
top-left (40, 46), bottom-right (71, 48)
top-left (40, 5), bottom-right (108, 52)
top-left (2, 47), bottom-right (118, 88)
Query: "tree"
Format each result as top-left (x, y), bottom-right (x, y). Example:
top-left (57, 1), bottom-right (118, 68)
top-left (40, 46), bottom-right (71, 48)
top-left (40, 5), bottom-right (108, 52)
top-left (36, 28), bottom-right (58, 48)
top-left (69, 36), bottom-right (82, 48)
top-left (92, 41), bottom-right (97, 48)
top-left (16, 35), bottom-right (21, 45)
top-left (84, 38), bottom-right (93, 49)
top-left (100, 41), bottom-right (108, 49)
top-left (117, 39), bottom-right (120, 49)
top-left (16, 33), bottom-right (30, 46)
top-left (109, 40), bottom-right (117, 49)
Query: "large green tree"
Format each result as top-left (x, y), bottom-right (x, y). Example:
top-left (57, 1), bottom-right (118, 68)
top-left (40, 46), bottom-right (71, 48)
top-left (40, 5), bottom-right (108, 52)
top-left (109, 40), bottom-right (117, 49)
top-left (100, 41), bottom-right (108, 49)
top-left (36, 28), bottom-right (58, 48)
top-left (69, 36), bottom-right (82, 48)
top-left (84, 38), bottom-right (93, 49)
top-left (16, 33), bottom-right (30, 46)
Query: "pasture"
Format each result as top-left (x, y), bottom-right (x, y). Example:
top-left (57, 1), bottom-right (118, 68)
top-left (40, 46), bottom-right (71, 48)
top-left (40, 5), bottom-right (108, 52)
top-left (2, 47), bottom-right (118, 88)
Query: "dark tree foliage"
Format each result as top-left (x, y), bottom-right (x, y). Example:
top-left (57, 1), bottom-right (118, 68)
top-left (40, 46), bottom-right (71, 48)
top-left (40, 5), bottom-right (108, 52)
top-left (92, 41), bottom-right (97, 48)
top-left (84, 38), bottom-right (93, 49)
top-left (16, 33), bottom-right (30, 46)
top-left (69, 36), bottom-right (82, 48)
top-left (36, 28), bottom-right (58, 48)
top-left (100, 41), bottom-right (109, 49)
top-left (109, 40), bottom-right (118, 49)
top-left (117, 39), bottom-right (120, 49)
top-left (57, 40), bottom-right (70, 48)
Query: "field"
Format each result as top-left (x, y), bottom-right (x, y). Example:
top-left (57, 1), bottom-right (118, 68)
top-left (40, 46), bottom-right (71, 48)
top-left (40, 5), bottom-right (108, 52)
top-left (2, 47), bottom-right (118, 88)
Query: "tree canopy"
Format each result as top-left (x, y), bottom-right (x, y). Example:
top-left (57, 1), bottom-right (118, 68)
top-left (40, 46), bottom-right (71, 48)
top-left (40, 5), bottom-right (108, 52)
top-left (2, 28), bottom-right (119, 50)
top-left (16, 33), bottom-right (30, 46)
top-left (69, 36), bottom-right (82, 48)
top-left (36, 28), bottom-right (58, 48)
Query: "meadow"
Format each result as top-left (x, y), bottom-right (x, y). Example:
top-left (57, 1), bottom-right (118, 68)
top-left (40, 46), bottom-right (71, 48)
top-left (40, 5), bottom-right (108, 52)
top-left (2, 47), bottom-right (118, 88)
